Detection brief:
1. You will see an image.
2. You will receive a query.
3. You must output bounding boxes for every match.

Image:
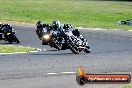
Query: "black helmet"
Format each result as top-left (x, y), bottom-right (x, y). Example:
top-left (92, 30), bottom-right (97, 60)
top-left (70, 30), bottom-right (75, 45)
top-left (72, 29), bottom-right (80, 36)
top-left (4, 24), bottom-right (11, 28)
top-left (2, 24), bottom-right (13, 32)
top-left (36, 21), bottom-right (43, 28)
top-left (52, 20), bottom-right (61, 29)
top-left (65, 24), bottom-right (72, 30)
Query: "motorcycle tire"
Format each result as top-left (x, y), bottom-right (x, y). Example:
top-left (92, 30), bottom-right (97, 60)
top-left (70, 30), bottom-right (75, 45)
top-left (8, 40), bottom-right (12, 44)
top-left (6, 35), bottom-right (13, 44)
top-left (84, 46), bottom-right (91, 53)
top-left (66, 40), bottom-right (79, 54)
top-left (52, 38), bottom-right (62, 50)
top-left (13, 35), bottom-right (20, 44)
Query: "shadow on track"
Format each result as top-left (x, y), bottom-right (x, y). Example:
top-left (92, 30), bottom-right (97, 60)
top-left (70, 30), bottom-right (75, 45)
top-left (29, 50), bottom-right (90, 56)
top-left (46, 50), bottom-right (60, 51)
top-left (29, 52), bottom-right (75, 56)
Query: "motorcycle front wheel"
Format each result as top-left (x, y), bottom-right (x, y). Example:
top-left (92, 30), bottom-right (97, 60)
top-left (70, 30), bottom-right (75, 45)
top-left (52, 38), bottom-right (62, 50)
top-left (13, 35), bottom-right (20, 44)
top-left (66, 40), bottom-right (79, 54)
top-left (84, 46), bottom-right (91, 53)
top-left (6, 35), bottom-right (13, 44)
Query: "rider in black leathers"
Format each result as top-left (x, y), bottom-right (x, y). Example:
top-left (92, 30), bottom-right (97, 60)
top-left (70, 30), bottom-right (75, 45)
top-left (2, 24), bottom-right (15, 33)
top-left (36, 20), bottom-right (86, 47)
top-left (51, 21), bottom-right (86, 50)
top-left (36, 21), bottom-right (51, 40)
top-left (51, 21), bottom-right (85, 41)
top-left (0, 23), bottom-right (15, 34)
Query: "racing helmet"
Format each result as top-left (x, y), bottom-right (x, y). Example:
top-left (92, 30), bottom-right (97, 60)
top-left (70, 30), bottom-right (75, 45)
top-left (64, 24), bottom-right (72, 31)
top-left (2, 24), bottom-right (13, 32)
top-left (4, 24), bottom-right (10, 28)
top-left (7, 24), bottom-right (13, 30)
top-left (52, 20), bottom-right (61, 29)
top-left (36, 21), bottom-right (43, 28)
top-left (72, 29), bottom-right (80, 37)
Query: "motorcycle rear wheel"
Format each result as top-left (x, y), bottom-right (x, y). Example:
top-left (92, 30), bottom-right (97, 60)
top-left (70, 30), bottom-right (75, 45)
top-left (84, 46), bottom-right (91, 53)
top-left (6, 35), bottom-right (13, 44)
top-left (8, 40), bottom-right (12, 44)
top-left (7, 35), bottom-right (20, 44)
top-left (52, 38), bottom-right (62, 50)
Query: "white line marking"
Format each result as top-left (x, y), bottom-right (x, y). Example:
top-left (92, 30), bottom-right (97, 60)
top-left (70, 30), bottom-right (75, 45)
top-left (42, 49), bottom-right (47, 51)
top-left (76, 27), bottom-right (132, 31)
top-left (46, 72), bottom-right (76, 75)
top-left (36, 48), bottom-right (46, 51)
top-left (0, 53), bottom-right (14, 55)
top-left (41, 49), bottom-right (46, 51)
top-left (60, 72), bottom-right (76, 74)
top-left (0, 49), bottom-right (46, 55)
top-left (29, 51), bottom-right (39, 53)
top-left (36, 48), bottom-right (41, 51)
top-left (14, 52), bottom-right (27, 54)
top-left (76, 27), bottom-right (106, 30)
top-left (46, 73), bottom-right (58, 75)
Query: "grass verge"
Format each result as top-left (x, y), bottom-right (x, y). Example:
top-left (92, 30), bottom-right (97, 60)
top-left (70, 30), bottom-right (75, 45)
top-left (116, 84), bottom-right (132, 88)
top-left (0, 45), bottom-right (35, 53)
top-left (0, 0), bottom-right (132, 30)
top-left (123, 84), bottom-right (132, 88)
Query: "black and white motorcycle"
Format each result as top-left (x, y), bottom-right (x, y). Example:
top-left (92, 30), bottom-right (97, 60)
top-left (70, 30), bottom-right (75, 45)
top-left (0, 24), bottom-right (20, 44)
top-left (41, 26), bottom-right (62, 50)
top-left (60, 25), bottom-right (91, 54)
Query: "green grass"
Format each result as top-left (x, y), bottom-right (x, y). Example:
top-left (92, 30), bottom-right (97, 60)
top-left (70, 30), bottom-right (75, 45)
top-left (123, 85), bottom-right (132, 88)
top-left (0, 45), bottom-right (35, 53)
top-left (116, 84), bottom-right (132, 88)
top-left (0, 0), bottom-right (132, 30)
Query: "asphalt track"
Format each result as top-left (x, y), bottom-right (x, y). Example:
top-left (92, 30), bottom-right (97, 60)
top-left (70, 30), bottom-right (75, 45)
top-left (0, 24), bottom-right (132, 88)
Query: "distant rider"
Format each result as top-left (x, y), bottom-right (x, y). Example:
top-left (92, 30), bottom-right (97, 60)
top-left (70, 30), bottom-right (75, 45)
top-left (0, 22), bottom-right (4, 39)
top-left (0, 24), bottom-right (15, 34)
top-left (36, 21), bottom-right (51, 40)
top-left (0, 24), bottom-right (15, 40)
top-left (0, 22), bottom-right (4, 33)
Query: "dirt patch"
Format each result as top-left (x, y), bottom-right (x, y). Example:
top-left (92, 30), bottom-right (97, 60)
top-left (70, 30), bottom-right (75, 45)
top-left (0, 20), bottom-right (34, 25)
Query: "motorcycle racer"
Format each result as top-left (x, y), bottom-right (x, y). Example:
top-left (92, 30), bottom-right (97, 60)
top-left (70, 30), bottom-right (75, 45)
top-left (0, 23), bottom-right (20, 44)
top-left (0, 23), bottom-right (15, 36)
top-left (1, 24), bottom-right (15, 33)
top-left (51, 21), bottom-right (88, 50)
top-left (51, 21), bottom-right (84, 40)
top-left (36, 21), bottom-right (51, 40)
